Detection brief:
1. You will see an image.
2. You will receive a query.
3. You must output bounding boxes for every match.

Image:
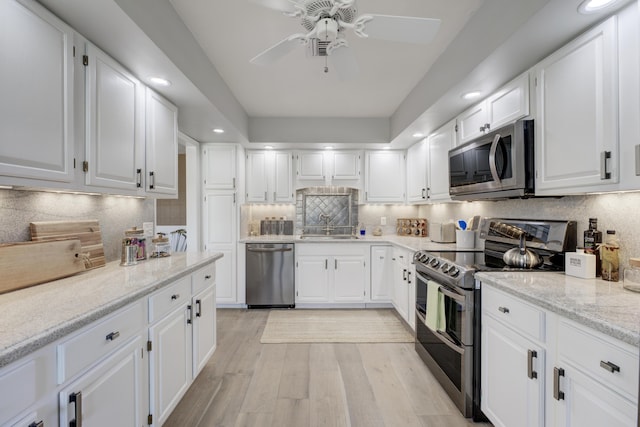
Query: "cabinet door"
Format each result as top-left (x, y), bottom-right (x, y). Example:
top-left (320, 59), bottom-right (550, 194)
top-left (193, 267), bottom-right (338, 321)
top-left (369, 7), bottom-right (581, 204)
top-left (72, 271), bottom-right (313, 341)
top-left (457, 102), bottom-right (488, 144)
top-left (246, 151), bottom-right (268, 202)
top-left (296, 255), bottom-right (330, 302)
top-left (535, 17), bottom-right (618, 193)
top-left (392, 251), bottom-right (409, 320)
top-left (406, 263), bottom-right (416, 331)
top-left (145, 88), bottom-right (178, 195)
top-left (85, 43), bottom-right (144, 191)
top-left (0, 0), bottom-right (74, 182)
top-left (481, 315), bottom-right (544, 427)
top-left (332, 151), bottom-right (360, 180)
top-left (297, 152), bottom-right (325, 181)
top-left (333, 256), bottom-right (366, 302)
top-left (406, 140), bottom-right (428, 203)
top-left (149, 306), bottom-right (192, 426)
top-left (486, 73), bottom-right (530, 131)
top-left (59, 336), bottom-right (146, 427)
top-left (273, 151), bottom-right (294, 202)
top-left (370, 246), bottom-right (392, 301)
top-left (192, 285), bottom-right (216, 378)
top-left (551, 363), bottom-right (637, 427)
top-left (203, 192), bottom-right (236, 246)
top-left (203, 145), bottom-right (237, 190)
top-left (365, 151), bottom-right (406, 203)
top-left (427, 120), bottom-right (455, 202)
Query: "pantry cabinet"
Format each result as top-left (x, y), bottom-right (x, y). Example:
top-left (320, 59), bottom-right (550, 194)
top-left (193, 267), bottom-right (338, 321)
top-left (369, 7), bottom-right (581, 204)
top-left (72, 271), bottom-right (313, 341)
top-left (364, 151), bottom-right (406, 203)
top-left (246, 150), bottom-right (294, 203)
top-left (456, 73), bottom-right (530, 145)
top-left (84, 42), bottom-right (145, 192)
top-left (0, 0), bottom-right (75, 183)
top-left (204, 145), bottom-right (238, 190)
top-left (534, 17), bottom-right (619, 194)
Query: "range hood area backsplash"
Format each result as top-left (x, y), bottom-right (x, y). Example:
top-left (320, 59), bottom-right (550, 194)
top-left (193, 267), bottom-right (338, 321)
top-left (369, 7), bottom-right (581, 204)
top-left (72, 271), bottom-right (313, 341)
top-left (0, 189), bottom-right (154, 262)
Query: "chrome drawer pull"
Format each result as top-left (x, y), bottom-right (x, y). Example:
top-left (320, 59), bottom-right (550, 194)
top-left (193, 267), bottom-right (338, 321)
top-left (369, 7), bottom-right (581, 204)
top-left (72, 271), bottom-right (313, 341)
top-left (205, 275), bottom-right (212, 280)
top-left (28, 421), bottom-right (44, 427)
top-left (527, 350), bottom-right (538, 379)
top-left (599, 360), bottom-right (620, 373)
top-left (553, 367), bottom-right (565, 400)
top-left (171, 294), bottom-right (180, 300)
top-left (498, 306), bottom-right (510, 314)
top-left (69, 391), bottom-right (83, 427)
top-left (105, 331), bottom-right (120, 341)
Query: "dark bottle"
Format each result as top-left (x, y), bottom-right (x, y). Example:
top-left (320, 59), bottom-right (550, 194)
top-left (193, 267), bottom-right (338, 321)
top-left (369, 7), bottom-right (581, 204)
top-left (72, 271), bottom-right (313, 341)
top-left (584, 218), bottom-right (602, 277)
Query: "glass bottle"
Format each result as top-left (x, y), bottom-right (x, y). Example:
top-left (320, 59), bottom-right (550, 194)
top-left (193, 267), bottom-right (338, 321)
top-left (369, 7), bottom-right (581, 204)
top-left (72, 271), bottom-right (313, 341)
top-left (584, 218), bottom-right (602, 276)
top-left (600, 230), bottom-right (619, 282)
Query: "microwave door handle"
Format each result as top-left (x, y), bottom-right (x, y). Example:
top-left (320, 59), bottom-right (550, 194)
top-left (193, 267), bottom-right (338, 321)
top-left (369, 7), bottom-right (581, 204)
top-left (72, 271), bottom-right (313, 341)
top-left (488, 133), bottom-right (502, 184)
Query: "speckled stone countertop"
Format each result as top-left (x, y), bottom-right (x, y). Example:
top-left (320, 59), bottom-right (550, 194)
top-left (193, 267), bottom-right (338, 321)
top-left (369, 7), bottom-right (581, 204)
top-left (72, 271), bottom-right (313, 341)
top-left (0, 251), bottom-right (222, 368)
top-left (239, 235), bottom-right (478, 253)
top-left (475, 271), bottom-right (640, 347)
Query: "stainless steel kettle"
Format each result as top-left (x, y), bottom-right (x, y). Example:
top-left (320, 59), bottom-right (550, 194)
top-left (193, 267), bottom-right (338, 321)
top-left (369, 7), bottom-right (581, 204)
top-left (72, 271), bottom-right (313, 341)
top-left (503, 233), bottom-right (543, 269)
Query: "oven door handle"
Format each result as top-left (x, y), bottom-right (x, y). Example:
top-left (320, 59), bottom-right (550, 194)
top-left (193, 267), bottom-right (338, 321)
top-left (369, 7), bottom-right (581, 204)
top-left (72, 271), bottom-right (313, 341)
top-left (415, 271), bottom-right (432, 284)
top-left (435, 330), bottom-right (464, 355)
top-left (489, 133), bottom-right (502, 184)
top-left (438, 285), bottom-right (465, 304)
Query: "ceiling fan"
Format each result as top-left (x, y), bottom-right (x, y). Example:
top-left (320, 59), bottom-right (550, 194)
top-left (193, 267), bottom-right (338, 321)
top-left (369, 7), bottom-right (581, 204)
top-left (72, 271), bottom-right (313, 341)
top-left (249, 0), bottom-right (441, 79)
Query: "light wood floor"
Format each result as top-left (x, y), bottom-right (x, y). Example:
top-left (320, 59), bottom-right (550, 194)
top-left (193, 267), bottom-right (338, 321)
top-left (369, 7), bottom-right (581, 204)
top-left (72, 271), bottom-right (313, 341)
top-left (164, 309), bottom-right (491, 427)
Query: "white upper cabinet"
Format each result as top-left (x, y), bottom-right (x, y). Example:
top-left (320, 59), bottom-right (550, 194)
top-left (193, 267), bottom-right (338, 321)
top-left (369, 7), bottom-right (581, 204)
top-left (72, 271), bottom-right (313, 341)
top-left (406, 140), bottom-right (429, 203)
top-left (145, 88), bottom-right (178, 196)
top-left (246, 150), bottom-right (293, 203)
top-left (331, 151), bottom-right (360, 180)
top-left (427, 119), bottom-right (456, 202)
top-left (297, 151), bottom-right (325, 181)
top-left (84, 43), bottom-right (145, 192)
top-left (365, 151), bottom-right (406, 203)
top-left (534, 17), bottom-right (619, 194)
top-left (295, 150), bottom-right (362, 187)
top-left (203, 145), bottom-right (237, 190)
top-left (457, 73), bottom-right (530, 145)
top-left (0, 0), bottom-right (75, 183)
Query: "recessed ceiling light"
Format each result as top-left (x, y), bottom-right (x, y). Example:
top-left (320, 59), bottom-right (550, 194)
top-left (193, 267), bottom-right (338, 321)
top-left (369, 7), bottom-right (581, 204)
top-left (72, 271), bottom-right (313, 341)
top-left (462, 91), bottom-right (482, 100)
top-left (578, 0), bottom-right (618, 13)
top-left (383, 146), bottom-right (392, 150)
top-left (324, 146), bottom-right (333, 150)
top-left (149, 77), bottom-right (171, 87)
top-left (412, 133), bottom-right (425, 138)
top-left (212, 128), bottom-right (225, 134)
top-left (264, 145), bottom-right (274, 149)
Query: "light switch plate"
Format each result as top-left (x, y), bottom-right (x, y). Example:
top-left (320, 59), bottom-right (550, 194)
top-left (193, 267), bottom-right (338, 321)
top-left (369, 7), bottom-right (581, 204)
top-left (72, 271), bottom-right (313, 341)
top-left (143, 222), bottom-right (154, 237)
top-left (380, 217), bottom-right (387, 225)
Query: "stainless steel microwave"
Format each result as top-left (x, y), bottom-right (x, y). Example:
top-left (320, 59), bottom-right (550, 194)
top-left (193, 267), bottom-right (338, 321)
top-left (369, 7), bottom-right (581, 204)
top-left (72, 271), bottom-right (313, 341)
top-left (448, 119), bottom-right (534, 200)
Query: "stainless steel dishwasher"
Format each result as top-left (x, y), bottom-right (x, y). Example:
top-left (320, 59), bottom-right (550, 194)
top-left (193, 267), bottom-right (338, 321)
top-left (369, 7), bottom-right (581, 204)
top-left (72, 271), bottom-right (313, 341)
top-left (246, 243), bottom-right (295, 308)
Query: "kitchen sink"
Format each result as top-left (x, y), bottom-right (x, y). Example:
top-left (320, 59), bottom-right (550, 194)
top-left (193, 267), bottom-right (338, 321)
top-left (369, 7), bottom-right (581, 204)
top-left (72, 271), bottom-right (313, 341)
top-left (298, 235), bottom-right (360, 240)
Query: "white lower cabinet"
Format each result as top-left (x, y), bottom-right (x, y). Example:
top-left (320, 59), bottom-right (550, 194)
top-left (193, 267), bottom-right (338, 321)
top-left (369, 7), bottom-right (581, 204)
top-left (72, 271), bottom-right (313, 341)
top-left (295, 244), bottom-right (368, 305)
top-left (192, 284), bottom-right (217, 378)
top-left (391, 247), bottom-right (415, 329)
top-left (370, 245), bottom-right (393, 302)
top-left (59, 335), bottom-right (147, 427)
top-left (481, 284), bottom-right (639, 427)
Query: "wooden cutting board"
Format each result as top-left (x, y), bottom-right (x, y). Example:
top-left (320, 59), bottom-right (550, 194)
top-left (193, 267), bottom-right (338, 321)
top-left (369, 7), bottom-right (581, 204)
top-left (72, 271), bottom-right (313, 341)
top-left (0, 239), bottom-right (85, 294)
top-left (30, 220), bottom-right (106, 269)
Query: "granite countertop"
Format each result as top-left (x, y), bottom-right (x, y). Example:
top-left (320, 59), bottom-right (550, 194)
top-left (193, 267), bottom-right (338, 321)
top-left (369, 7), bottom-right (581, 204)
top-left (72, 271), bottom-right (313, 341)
top-left (475, 271), bottom-right (640, 347)
top-left (239, 234), bottom-right (477, 253)
top-left (0, 251), bottom-right (223, 368)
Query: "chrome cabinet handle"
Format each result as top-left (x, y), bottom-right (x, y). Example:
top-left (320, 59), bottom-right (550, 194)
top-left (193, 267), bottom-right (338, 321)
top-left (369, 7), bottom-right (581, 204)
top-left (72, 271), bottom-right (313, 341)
top-left (479, 126), bottom-right (485, 133)
top-left (149, 171), bottom-right (155, 190)
top-left (635, 145), bottom-right (640, 176)
top-left (498, 306), bottom-right (510, 314)
top-left (403, 269), bottom-right (407, 281)
top-left (69, 391), bottom-right (83, 427)
top-left (264, 191), bottom-right (267, 201)
top-left (421, 188), bottom-right (426, 199)
top-left (527, 350), bottom-right (538, 379)
top-left (273, 191), bottom-right (276, 201)
top-left (407, 271), bottom-right (412, 284)
top-left (325, 259), bottom-right (328, 269)
top-left (600, 151), bottom-right (612, 180)
top-left (485, 123), bottom-right (490, 131)
top-left (29, 421), bottom-right (44, 427)
top-left (196, 299), bottom-right (202, 317)
top-left (599, 360), bottom-right (620, 373)
top-left (105, 331), bottom-right (120, 341)
top-left (553, 367), bottom-right (565, 400)
top-left (232, 177), bottom-right (236, 189)
top-left (136, 168), bottom-right (142, 188)
top-left (334, 259), bottom-right (337, 270)
top-left (205, 274), bottom-right (212, 280)
top-left (171, 294), bottom-right (180, 300)
top-left (187, 305), bottom-right (193, 324)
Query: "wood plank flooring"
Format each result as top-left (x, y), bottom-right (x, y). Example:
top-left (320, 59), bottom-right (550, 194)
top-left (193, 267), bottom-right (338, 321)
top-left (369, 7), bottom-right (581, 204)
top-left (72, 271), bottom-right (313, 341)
top-left (164, 309), bottom-right (491, 427)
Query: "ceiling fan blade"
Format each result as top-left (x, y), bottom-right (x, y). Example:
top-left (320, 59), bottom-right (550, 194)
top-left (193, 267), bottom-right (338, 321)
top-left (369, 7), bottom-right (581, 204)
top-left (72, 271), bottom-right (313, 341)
top-left (363, 15), bottom-right (441, 44)
top-left (248, 0), bottom-right (298, 13)
top-left (329, 46), bottom-right (359, 80)
top-left (250, 36), bottom-right (304, 66)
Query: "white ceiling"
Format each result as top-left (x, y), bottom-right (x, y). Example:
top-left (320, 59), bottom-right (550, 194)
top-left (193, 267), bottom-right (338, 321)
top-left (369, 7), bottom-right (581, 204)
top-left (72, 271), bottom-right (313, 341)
top-left (38, 0), bottom-right (636, 148)
top-left (168, 0), bottom-right (483, 118)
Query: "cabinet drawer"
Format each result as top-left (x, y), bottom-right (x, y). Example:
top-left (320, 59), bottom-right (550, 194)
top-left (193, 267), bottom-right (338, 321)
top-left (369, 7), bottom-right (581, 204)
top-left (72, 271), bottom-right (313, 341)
top-left (149, 276), bottom-right (191, 322)
top-left (483, 286), bottom-right (545, 342)
top-left (57, 299), bottom-right (146, 384)
top-left (557, 319), bottom-right (639, 400)
top-left (192, 264), bottom-right (215, 295)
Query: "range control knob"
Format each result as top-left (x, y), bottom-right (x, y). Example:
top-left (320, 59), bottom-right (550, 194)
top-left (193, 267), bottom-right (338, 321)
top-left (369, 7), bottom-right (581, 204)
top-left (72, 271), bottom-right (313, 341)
top-left (449, 268), bottom-right (460, 277)
top-left (430, 258), bottom-right (440, 268)
top-left (441, 263), bottom-right (449, 272)
top-left (419, 253), bottom-right (429, 263)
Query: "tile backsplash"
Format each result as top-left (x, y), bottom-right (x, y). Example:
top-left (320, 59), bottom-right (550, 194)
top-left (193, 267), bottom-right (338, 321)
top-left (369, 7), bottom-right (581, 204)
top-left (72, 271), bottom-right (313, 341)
top-left (0, 189), bottom-right (154, 262)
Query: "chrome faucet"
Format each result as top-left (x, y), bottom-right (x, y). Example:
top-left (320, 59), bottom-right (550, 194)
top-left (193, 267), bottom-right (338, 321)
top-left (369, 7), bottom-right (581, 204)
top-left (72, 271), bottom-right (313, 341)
top-left (318, 213), bottom-right (334, 235)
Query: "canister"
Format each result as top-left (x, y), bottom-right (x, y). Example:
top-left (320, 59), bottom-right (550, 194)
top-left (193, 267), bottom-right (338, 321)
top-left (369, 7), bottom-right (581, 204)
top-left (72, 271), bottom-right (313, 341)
top-left (150, 234), bottom-right (171, 258)
top-left (124, 227), bottom-right (146, 261)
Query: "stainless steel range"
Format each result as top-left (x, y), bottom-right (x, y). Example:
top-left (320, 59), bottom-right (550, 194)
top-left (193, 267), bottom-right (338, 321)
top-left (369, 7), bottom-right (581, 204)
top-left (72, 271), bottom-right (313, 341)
top-left (413, 218), bottom-right (576, 420)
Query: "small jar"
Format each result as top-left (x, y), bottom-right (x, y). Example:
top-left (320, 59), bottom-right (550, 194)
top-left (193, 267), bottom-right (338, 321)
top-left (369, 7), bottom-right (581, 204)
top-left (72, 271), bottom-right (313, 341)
top-left (125, 227), bottom-right (146, 261)
top-left (623, 258), bottom-right (640, 292)
top-left (150, 234), bottom-right (171, 258)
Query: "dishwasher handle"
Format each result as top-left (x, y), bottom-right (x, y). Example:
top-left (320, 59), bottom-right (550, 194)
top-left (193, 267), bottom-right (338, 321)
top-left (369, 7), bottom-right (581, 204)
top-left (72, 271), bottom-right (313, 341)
top-left (247, 247), bottom-right (293, 253)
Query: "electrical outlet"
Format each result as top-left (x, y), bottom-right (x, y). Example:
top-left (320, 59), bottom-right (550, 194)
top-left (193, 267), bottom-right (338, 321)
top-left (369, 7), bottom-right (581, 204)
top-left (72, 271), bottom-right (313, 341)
top-left (380, 217), bottom-right (387, 226)
top-left (142, 222), bottom-right (154, 237)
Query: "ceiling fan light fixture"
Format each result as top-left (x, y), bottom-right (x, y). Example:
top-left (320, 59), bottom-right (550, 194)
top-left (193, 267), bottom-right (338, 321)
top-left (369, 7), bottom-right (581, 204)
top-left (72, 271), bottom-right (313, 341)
top-left (462, 91), bottom-right (482, 100)
top-left (578, 0), bottom-right (618, 14)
